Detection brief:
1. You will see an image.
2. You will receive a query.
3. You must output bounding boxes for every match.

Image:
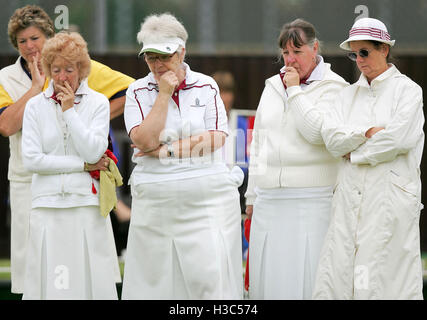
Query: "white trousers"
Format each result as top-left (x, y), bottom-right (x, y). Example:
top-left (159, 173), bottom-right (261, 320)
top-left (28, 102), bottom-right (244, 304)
top-left (249, 187), bottom-right (332, 299)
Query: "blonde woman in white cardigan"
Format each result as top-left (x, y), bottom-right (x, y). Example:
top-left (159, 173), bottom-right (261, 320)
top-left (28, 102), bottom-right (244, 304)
top-left (244, 18), bottom-right (348, 299)
top-left (21, 32), bottom-right (117, 299)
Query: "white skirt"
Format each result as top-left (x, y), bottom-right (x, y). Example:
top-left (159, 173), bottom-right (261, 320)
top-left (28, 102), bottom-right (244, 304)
top-left (23, 206), bottom-right (118, 300)
top-left (10, 182), bottom-right (121, 294)
top-left (249, 187), bottom-right (332, 300)
top-left (122, 172), bottom-right (243, 300)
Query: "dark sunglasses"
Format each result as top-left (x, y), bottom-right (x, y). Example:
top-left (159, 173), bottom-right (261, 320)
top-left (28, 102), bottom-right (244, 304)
top-left (347, 49), bottom-right (371, 61)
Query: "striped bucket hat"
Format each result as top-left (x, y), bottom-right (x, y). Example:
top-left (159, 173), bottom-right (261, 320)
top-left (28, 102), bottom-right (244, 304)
top-left (340, 17), bottom-right (395, 50)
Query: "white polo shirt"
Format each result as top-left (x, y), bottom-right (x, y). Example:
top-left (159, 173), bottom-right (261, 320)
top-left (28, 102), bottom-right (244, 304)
top-left (124, 63), bottom-right (229, 184)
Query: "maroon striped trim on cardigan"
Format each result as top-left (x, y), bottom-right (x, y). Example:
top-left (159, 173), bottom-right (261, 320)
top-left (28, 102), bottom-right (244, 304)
top-left (133, 86), bottom-right (159, 120)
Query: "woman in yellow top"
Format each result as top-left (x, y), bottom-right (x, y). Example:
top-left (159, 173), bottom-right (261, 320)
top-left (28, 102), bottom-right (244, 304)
top-left (0, 5), bottom-right (134, 294)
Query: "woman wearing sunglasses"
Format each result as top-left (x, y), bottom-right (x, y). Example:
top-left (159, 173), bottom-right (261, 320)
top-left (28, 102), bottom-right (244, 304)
top-left (313, 17), bottom-right (424, 299)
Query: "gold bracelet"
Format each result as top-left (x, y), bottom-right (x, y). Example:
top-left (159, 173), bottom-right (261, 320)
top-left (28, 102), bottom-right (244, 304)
top-left (84, 162), bottom-right (90, 171)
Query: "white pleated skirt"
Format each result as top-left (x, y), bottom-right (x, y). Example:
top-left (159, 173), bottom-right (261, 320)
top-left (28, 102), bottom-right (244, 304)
top-left (122, 172), bottom-right (243, 300)
top-left (249, 187), bottom-right (332, 300)
top-left (23, 206), bottom-right (118, 300)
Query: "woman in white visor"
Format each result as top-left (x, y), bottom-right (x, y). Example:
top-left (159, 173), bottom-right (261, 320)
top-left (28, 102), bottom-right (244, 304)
top-left (121, 13), bottom-right (244, 300)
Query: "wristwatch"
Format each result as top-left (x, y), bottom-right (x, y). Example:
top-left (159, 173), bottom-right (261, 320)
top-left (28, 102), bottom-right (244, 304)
top-left (167, 143), bottom-right (175, 158)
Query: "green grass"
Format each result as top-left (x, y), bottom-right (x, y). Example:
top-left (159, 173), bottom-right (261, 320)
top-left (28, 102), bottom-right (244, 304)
top-left (0, 256), bottom-right (426, 299)
top-left (1, 259), bottom-right (127, 279)
top-left (0, 259), bottom-right (11, 281)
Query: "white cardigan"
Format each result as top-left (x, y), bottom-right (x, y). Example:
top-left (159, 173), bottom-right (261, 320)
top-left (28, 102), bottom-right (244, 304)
top-left (0, 57), bottom-right (36, 182)
top-left (245, 63), bottom-right (348, 205)
top-left (22, 80), bottom-right (110, 207)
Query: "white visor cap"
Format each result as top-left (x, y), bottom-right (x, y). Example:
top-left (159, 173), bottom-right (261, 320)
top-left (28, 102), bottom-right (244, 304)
top-left (138, 37), bottom-right (185, 56)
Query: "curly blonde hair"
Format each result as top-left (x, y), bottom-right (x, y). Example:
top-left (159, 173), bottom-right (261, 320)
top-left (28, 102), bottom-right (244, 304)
top-left (41, 32), bottom-right (91, 81)
top-left (8, 5), bottom-right (55, 50)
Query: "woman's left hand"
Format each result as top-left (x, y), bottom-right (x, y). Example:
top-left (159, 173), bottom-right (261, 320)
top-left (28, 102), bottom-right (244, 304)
top-left (283, 66), bottom-right (300, 87)
top-left (84, 153), bottom-right (110, 171)
top-left (56, 81), bottom-right (75, 112)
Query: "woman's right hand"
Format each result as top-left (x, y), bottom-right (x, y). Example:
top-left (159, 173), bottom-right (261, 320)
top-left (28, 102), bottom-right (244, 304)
top-left (158, 71), bottom-right (179, 96)
top-left (84, 154), bottom-right (110, 172)
top-left (246, 205), bottom-right (253, 220)
top-left (28, 53), bottom-right (46, 93)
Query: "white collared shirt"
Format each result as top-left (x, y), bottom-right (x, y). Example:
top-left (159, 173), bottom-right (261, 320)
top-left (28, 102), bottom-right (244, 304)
top-left (124, 63), bottom-right (230, 184)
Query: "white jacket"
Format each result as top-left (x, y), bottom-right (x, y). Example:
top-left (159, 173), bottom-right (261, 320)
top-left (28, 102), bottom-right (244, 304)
top-left (245, 62), bottom-right (348, 205)
top-left (313, 65), bottom-right (424, 299)
top-left (0, 57), bottom-right (37, 182)
top-left (22, 80), bottom-right (110, 206)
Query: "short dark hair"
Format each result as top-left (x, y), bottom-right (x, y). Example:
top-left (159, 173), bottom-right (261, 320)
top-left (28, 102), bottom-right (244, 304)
top-left (369, 40), bottom-right (394, 63)
top-left (277, 18), bottom-right (317, 49)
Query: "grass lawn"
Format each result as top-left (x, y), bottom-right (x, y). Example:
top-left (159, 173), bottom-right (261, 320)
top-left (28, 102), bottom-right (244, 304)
top-left (0, 254), bottom-right (426, 299)
top-left (0, 259), bottom-right (127, 281)
top-left (0, 259), bottom-right (11, 281)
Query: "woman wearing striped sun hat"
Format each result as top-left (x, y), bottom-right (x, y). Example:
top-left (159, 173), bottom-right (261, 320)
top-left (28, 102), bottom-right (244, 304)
top-left (313, 17), bottom-right (424, 300)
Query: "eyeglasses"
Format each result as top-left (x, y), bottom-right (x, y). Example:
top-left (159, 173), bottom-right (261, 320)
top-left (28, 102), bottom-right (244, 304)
top-left (144, 52), bottom-right (176, 63)
top-left (347, 49), bottom-right (371, 61)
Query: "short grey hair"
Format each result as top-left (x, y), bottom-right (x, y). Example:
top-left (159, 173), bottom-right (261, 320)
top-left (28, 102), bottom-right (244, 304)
top-left (137, 13), bottom-right (188, 46)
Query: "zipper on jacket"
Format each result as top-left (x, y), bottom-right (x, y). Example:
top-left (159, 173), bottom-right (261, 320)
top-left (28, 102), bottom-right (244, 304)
top-left (61, 173), bottom-right (65, 197)
top-left (63, 130), bottom-right (68, 155)
top-left (57, 101), bottom-right (67, 196)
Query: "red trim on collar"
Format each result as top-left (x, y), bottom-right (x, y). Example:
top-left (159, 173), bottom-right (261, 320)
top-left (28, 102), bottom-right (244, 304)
top-left (49, 92), bottom-right (81, 105)
top-left (279, 71), bottom-right (308, 91)
top-left (50, 92), bottom-right (61, 104)
top-left (171, 79), bottom-right (187, 108)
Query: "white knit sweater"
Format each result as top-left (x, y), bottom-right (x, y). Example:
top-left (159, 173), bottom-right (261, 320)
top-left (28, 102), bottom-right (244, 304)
top-left (21, 80), bottom-right (110, 207)
top-left (245, 63), bottom-right (348, 205)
